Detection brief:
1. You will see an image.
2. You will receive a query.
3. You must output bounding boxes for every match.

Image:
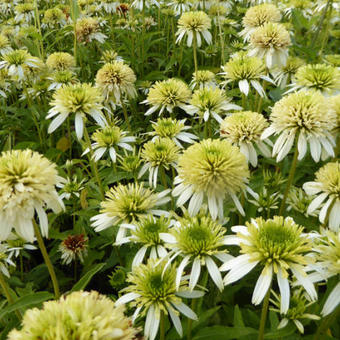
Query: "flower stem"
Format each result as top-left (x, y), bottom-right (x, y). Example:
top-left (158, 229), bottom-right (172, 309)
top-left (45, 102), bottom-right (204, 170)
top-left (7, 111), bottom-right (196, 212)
top-left (160, 311), bottom-right (166, 340)
top-left (83, 126), bottom-right (105, 200)
top-left (278, 138), bottom-right (299, 215)
top-left (257, 285), bottom-right (272, 340)
top-left (0, 271), bottom-right (22, 319)
top-left (187, 270), bottom-right (208, 340)
top-left (70, 0), bottom-right (78, 64)
top-left (33, 219), bottom-right (60, 299)
top-left (192, 33), bottom-right (198, 81)
top-left (160, 167), bottom-right (168, 189)
top-left (310, 0), bottom-right (333, 49)
top-left (218, 18), bottom-right (225, 64)
top-left (120, 95), bottom-right (131, 131)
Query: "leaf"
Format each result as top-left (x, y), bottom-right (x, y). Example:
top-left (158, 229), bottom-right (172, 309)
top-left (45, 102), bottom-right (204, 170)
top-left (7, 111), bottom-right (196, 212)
top-left (233, 305), bottom-right (245, 327)
top-left (0, 292), bottom-right (53, 319)
top-left (71, 263), bottom-right (106, 292)
top-left (56, 136), bottom-right (70, 152)
top-left (80, 189), bottom-right (88, 209)
top-left (194, 326), bottom-right (257, 340)
top-left (264, 323), bottom-right (296, 339)
top-left (70, 0), bottom-right (80, 20)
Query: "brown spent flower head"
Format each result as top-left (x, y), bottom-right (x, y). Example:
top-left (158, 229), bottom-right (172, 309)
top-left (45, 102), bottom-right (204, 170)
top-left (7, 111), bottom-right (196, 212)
top-left (59, 234), bottom-right (88, 265)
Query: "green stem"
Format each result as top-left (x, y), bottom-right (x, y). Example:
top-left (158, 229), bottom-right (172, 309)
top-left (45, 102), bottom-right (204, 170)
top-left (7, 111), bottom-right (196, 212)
top-left (218, 18), bottom-right (225, 64)
top-left (83, 126), bottom-right (105, 200)
top-left (310, 0), bottom-right (332, 49)
top-left (0, 272), bottom-right (22, 319)
top-left (70, 0), bottom-right (77, 65)
top-left (120, 94), bottom-right (131, 131)
top-left (33, 220), bottom-right (60, 299)
top-left (257, 284), bottom-right (272, 340)
top-left (187, 270), bottom-right (208, 340)
top-left (141, 0), bottom-right (146, 76)
top-left (160, 167), bottom-right (168, 189)
top-left (192, 34), bottom-right (198, 80)
top-left (33, 0), bottom-right (44, 59)
top-left (278, 138), bottom-right (299, 215)
top-left (159, 311), bottom-right (166, 340)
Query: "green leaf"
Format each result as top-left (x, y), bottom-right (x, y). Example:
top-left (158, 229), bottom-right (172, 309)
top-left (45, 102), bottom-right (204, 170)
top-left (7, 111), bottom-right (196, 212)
top-left (0, 292), bottom-right (53, 319)
top-left (233, 305), bottom-right (245, 327)
top-left (264, 323), bottom-right (296, 339)
top-left (194, 326), bottom-right (257, 340)
top-left (71, 263), bottom-right (106, 292)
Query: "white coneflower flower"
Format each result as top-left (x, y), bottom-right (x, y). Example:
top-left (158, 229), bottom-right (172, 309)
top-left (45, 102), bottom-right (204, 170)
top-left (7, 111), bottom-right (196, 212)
top-left (95, 61), bottom-right (137, 107)
top-left (271, 56), bottom-right (305, 88)
top-left (221, 216), bottom-right (317, 313)
top-left (56, 176), bottom-right (85, 200)
top-left (161, 209), bottom-right (232, 292)
top-left (185, 87), bottom-right (242, 123)
top-left (8, 291), bottom-right (138, 340)
top-left (287, 64), bottom-right (340, 95)
top-left (168, 0), bottom-right (195, 16)
top-left (0, 243), bottom-right (16, 277)
top-left (0, 150), bottom-right (64, 243)
top-left (115, 215), bottom-right (171, 267)
top-left (240, 4), bottom-right (281, 41)
top-left (6, 233), bottom-right (36, 258)
top-left (46, 83), bottom-right (106, 140)
top-left (100, 49), bottom-right (124, 63)
top-left (173, 139), bottom-right (250, 220)
top-left (261, 91), bottom-right (337, 162)
top-left (310, 230), bottom-right (340, 316)
top-left (83, 125), bottom-right (136, 163)
top-left (139, 138), bottom-right (180, 188)
top-left (249, 22), bottom-right (291, 69)
top-left (46, 52), bottom-right (75, 71)
top-left (91, 183), bottom-right (171, 242)
top-left (248, 187), bottom-right (280, 214)
top-left (149, 118), bottom-right (198, 148)
top-left (100, 0), bottom-right (118, 13)
top-left (220, 111), bottom-right (271, 166)
top-left (131, 0), bottom-right (159, 10)
top-left (75, 17), bottom-right (107, 43)
top-left (303, 162), bottom-right (340, 231)
top-left (59, 234), bottom-right (88, 265)
top-left (115, 260), bottom-right (202, 340)
top-left (270, 289), bottom-right (320, 334)
top-left (42, 7), bottom-right (67, 28)
top-left (14, 3), bottom-right (34, 23)
top-left (0, 34), bottom-right (12, 55)
top-left (0, 49), bottom-right (41, 80)
top-left (287, 186), bottom-right (319, 217)
top-left (142, 78), bottom-right (191, 116)
top-left (190, 69), bottom-right (216, 89)
top-left (176, 11), bottom-right (212, 47)
top-left (220, 52), bottom-right (274, 97)
top-left (47, 70), bottom-right (78, 91)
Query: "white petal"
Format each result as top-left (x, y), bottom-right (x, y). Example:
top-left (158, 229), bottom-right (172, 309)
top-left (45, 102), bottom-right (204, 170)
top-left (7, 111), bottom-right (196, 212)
top-left (188, 191), bottom-right (204, 216)
top-left (291, 265), bottom-right (317, 301)
top-left (172, 302), bottom-right (197, 320)
top-left (189, 257), bottom-right (201, 290)
top-left (168, 306), bottom-right (183, 337)
top-left (75, 113), bottom-right (84, 140)
top-left (206, 256), bottom-right (224, 292)
top-left (322, 282), bottom-right (340, 316)
top-left (277, 267), bottom-right (290, 314)
top-left (115, 292), bottom-right (141, 306)
top-left (132, 246), bottom-right (148, 267)
top-left (252, 265), bottom-right (273, 305)
top-left (176, 255), bottom-right (191, 290)
top-left (307, 192), bottom-right (329, 215)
